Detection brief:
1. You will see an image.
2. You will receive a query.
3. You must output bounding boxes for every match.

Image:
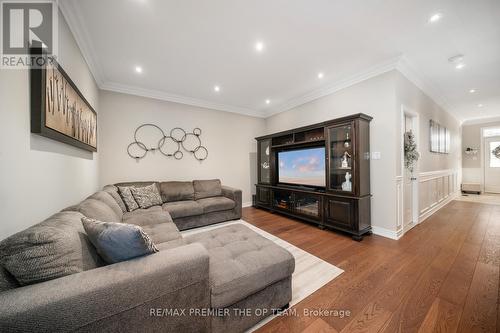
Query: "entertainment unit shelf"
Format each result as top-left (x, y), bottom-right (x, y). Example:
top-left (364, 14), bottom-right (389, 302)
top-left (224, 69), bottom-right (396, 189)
top-left (255, 113), bottom-right (372, 241)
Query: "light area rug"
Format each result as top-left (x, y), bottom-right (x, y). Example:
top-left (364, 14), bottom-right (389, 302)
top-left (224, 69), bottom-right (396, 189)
top-left (181, 219), bottom-right (344, 331)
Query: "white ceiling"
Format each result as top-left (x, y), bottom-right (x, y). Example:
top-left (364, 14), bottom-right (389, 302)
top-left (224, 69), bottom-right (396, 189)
top-left (60, 0), bottom-right (500, 121)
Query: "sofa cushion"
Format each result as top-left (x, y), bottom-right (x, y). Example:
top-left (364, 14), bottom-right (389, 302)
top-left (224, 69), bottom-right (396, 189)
top-left (88, 191), bottom-right (124, 220)
top-left (130, 184), bottom-right (163, 209)
top-left (193, 179), bottom-right (222, 200)
top-left (122, 206), bottom-right (170, 224)
top-left (0, 211), bottom-right (102, 286)
top-left (162, 200), bottom-right (203, 219)
top-left (160, 181), bottom-right (195, 202)
top-left (142, 222), bottom-right (182, 244)
top-left (103, 185), bottom-right (127, 213)
top-left (117, 186), bottom-right (139, 212)
top-left (122, 208), bottom-right (180, 244)
top-left (184, 224), bottom-right (295, 308)
top-left (74, 198), bottom-right (121, 222)
top-left (82, 217), bottom-right (159, 264)
top-left (197, 197), bottom-right (236, 214)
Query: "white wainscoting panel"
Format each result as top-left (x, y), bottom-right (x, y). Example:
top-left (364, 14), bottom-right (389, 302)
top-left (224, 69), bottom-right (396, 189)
top-left (418, 169), bottom-right (458, 223)
top-left (395, 176), bottom-right (404, 237)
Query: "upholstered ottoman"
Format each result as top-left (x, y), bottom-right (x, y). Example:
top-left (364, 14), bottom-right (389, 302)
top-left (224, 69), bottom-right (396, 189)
top-left (184, 224), bottom-right (295, 333)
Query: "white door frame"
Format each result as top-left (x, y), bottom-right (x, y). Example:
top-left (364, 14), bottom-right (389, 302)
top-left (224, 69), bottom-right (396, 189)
top-left (400, 105), bottom-right (420, 230)
top-left (480, 127), bottom-right (500, 193)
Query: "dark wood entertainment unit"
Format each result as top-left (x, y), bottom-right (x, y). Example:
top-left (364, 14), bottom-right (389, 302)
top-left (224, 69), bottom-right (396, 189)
top-left (254, 113), bottom-right (372, 240)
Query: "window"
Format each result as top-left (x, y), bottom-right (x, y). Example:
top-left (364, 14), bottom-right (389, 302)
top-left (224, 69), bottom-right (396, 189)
top-left (490, 141), bottom-right (500, 168)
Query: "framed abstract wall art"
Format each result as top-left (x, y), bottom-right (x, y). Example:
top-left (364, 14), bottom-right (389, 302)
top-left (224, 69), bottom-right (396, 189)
top-left (30, 46), bottom-right (97, 152)
top-left (429, 120), bottom-right (450, 154)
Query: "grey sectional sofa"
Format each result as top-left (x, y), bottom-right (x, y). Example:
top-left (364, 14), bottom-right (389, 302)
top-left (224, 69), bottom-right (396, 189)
top-left (0, 179), bottom-right (295, 333)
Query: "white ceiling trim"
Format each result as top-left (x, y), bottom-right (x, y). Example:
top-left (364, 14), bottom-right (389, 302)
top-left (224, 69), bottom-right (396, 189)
top-left (100, 81), bottom-right (265, 118)
top-left (396, 56), bottom-right (461, 123)
top-left (462, 116), bottom-right (500, 126)
top-left (264, 56), bottom-right (402, 117)
top-left (59, 0), bottom-right (106, 86)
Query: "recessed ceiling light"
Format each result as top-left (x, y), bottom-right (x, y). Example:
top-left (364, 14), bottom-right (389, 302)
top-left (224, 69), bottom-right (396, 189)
top-left (455, 63), bottom-right (466, 70)
top-left (255, 41), bottom-right (265, 52)
top-left (317, 72), bottom-right (324, 79)
top-left (214, 85), bottom-right (220, 92)
top-left (478, 104), bottom-right (484, 108)
top-left (428, 13), bottom-right (442, 23)
top-left (265, 99), bottom-right (271, 105)
top-left (469, 89), bottom-right (476, 93)
top-left (135, 66), bottom-right (143, 73)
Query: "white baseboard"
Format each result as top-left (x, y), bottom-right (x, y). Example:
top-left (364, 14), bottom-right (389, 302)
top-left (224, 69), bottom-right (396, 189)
top-left (419, 190), bottom-right (459, 223)
top-left (371, 226), bottom-right (401, 240)
top-left (242, 202), bottom-right (253, 208)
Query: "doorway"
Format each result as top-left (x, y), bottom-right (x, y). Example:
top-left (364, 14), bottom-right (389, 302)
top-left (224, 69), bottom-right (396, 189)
top-left (401, 106), bottom-right (419, 233)
top-left (484, 135), bottom-right (500, 193)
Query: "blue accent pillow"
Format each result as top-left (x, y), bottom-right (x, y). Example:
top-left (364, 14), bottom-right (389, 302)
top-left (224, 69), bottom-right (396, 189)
top-left (82, 217), bottom-right (159, 264)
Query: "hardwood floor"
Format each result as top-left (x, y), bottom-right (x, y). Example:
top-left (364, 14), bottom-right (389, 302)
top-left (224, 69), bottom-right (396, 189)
top-left (242, 200), bottom-right (500, 333)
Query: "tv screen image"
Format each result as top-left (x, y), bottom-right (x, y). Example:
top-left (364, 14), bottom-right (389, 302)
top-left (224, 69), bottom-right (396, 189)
top-left (278, 147), bottom-right (326, 187)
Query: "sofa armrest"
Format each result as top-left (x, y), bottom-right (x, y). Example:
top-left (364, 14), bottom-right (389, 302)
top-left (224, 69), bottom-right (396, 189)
top-left (0, 243), bottom-right (210, 333)
top-left (221, 185), bottom-right (242, 217)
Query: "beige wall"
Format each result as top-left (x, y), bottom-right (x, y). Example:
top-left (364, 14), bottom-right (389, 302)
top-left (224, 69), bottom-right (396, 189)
top-left (0, 13), bottom-right (99, 239)
top-left (462, 120), bottom-right (500, 184)
top-left (394, 73), bottom-right (462, 230)
top-left (265, 71), bottom-right (399, 231)
top-left (98, 90), bottom-right (265, 205)
top-left (395, 73), bottom-right (462, 175)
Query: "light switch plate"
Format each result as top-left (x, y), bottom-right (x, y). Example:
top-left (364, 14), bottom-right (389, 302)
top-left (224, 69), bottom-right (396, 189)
top-left (371, 152), bottom-right (381, 160)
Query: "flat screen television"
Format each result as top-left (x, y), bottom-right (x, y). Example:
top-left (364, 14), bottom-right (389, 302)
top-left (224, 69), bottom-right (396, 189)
top-left (278, 146), bottom-right (326, 187)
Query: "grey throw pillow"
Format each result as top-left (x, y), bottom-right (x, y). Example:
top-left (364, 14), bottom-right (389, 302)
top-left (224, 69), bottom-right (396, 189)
top-left (118, 186), bottom-right (139, 212)
top-left (130, 184), bottom-right (163, 209)
top-left (82, 217), bottom-right (159, 264)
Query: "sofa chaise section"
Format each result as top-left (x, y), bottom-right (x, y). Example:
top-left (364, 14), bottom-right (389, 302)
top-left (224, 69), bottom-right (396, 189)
top-left (0, 243), bottom-right (210, 333)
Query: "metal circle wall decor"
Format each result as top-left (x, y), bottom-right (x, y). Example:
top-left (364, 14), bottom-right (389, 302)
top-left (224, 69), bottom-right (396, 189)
top-left (127, 124), bottom-right (208, 161)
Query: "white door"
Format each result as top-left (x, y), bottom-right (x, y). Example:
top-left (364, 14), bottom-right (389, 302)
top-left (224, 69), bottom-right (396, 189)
top-left (403, 115), bottom-right (417, 231)
top-left (484, 136), bottom-right (500, 193)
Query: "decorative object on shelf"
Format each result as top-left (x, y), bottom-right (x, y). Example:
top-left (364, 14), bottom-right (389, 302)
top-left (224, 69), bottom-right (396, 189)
top-left (261, 162), bottom-right (270, 169)
top-left (342, 172), bottom-right (352, 192)
top-left (429, 120), bottom-right (450, 154)
top-left (341, 151), bottom-right (351, 169)
top-left (344, 131), bottom-right (350, 148)
top-left (465, 147), bottom-right (479, 160)
top-left (30, 47), bottom-right (97, 152)
top-left (127, 124), bottom-right (208, 161)
top-left (265, 146), bottom-right (269, 156)
top-left (493, 145), bottom-right (500, 159)
top-left (404, 130), bottom-right (420, 173)
top-left (465, 147), bottom-right (479, 155)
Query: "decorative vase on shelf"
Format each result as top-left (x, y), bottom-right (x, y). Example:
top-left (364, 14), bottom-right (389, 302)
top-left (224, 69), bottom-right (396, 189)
top-left (341, 151), bottom-right (351, 168)
top-left (342, 172), bottom-right (352, 192)
top-left (344, 132), bottom-right (350, 148)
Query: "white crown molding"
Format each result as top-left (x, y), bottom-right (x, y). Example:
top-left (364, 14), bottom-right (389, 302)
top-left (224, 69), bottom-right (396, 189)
top-left (395, 56), bottom-right (461, 124)
top-left (264, 56), bottom-right (402, 117)
top-left (59, 0), bottom-right (106, 86)
top-left (101, 81), bottom-right (265, 118)
top-left (462, 115), bottom-right (500, 126)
